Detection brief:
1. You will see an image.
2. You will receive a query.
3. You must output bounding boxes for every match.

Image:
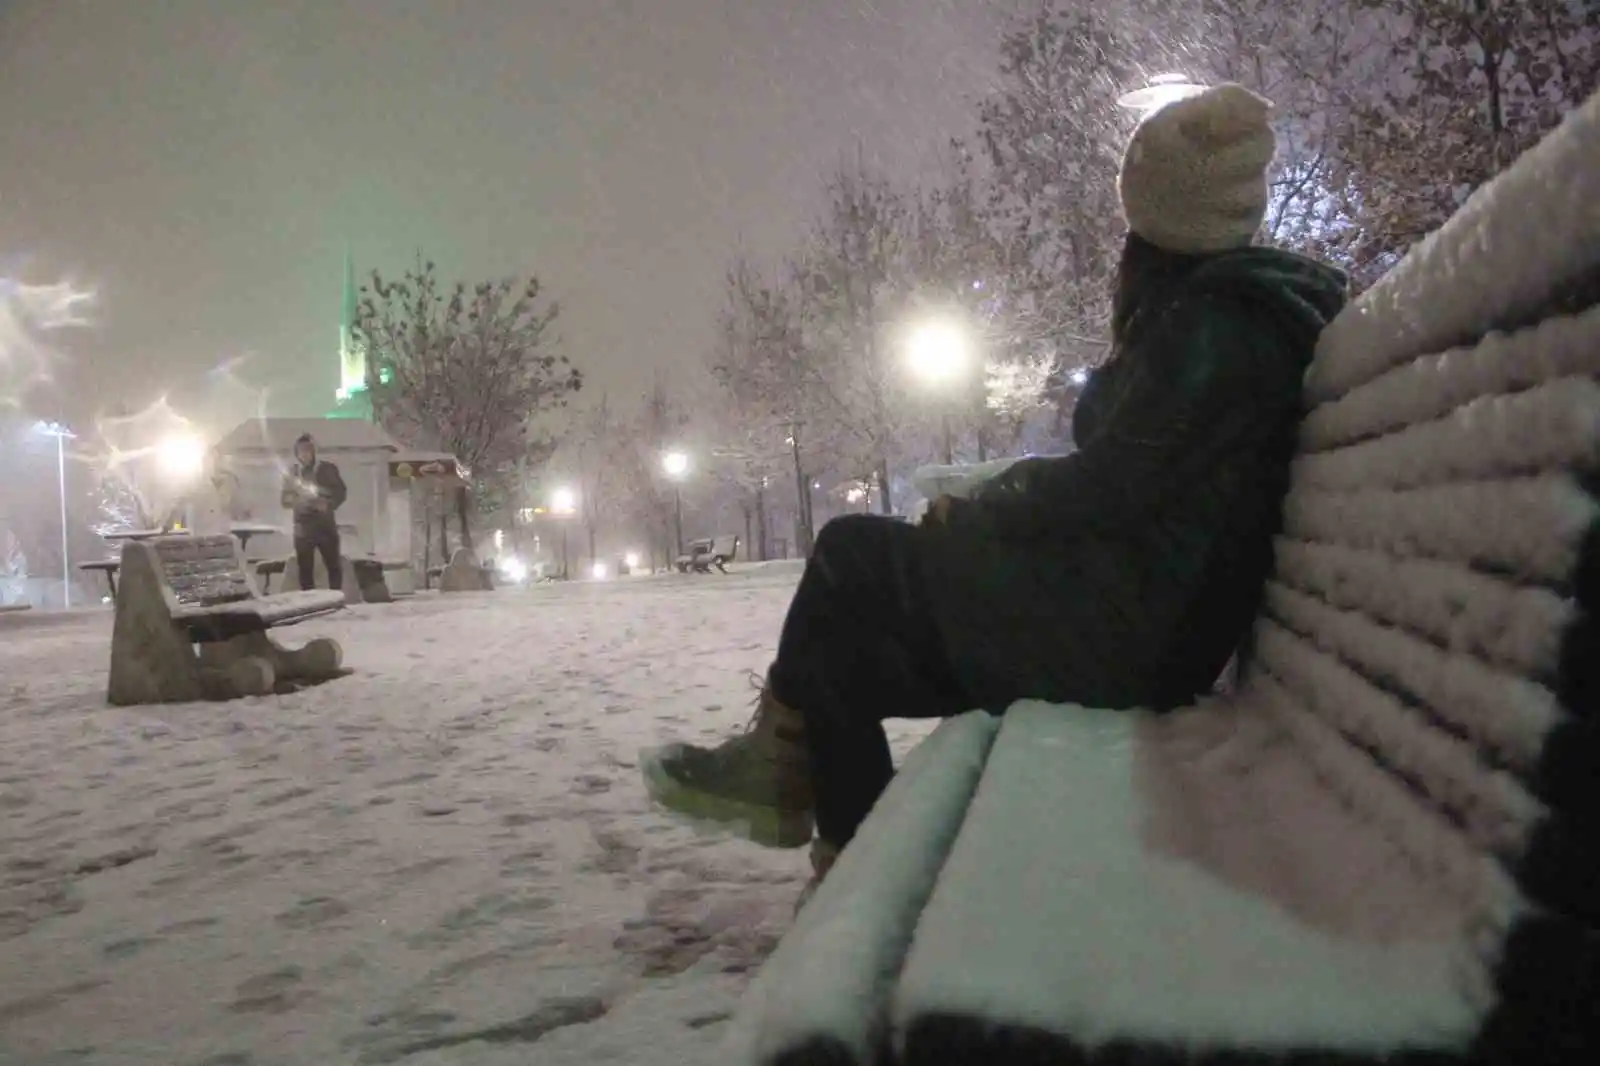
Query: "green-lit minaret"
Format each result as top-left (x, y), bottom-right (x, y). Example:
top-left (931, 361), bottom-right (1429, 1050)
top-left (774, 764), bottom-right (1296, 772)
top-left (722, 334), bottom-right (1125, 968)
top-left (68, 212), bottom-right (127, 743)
top-left (326, 246), bottom-right (373, 420)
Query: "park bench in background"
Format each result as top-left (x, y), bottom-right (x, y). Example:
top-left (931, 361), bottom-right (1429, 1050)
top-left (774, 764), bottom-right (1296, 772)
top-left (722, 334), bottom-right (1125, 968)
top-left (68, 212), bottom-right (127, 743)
top-left (676, 533), bottom-right (740, 574)
top-left (727, 92), bottom-right (1600, 1066)
top-left (107, 533), bottom-right (348, 705)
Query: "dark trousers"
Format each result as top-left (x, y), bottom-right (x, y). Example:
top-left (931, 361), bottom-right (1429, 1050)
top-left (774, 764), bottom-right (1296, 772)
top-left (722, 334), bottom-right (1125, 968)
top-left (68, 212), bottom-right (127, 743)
top-left (768, 514), bottom-right (973, 848)
top-left (295, 527), bottom-right (342, 591)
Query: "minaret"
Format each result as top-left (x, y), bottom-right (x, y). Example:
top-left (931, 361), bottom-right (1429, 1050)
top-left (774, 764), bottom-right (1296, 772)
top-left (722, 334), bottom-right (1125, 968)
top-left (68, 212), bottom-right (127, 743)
top-left (336, 246), bottom-right (365, 401)
top-left (327, 246), bottom-right (373, 420)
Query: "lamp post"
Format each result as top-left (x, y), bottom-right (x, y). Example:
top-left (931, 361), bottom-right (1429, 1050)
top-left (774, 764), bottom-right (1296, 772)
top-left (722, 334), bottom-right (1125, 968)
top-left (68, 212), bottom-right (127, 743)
top-left (550, 486), bottom-right (577, 579)
top-left (906, 317), bottom-right (974, 465)
top-left (33, 422), bottom-right (74, 608)
top-left (662, 450), bottom-right (689, 556)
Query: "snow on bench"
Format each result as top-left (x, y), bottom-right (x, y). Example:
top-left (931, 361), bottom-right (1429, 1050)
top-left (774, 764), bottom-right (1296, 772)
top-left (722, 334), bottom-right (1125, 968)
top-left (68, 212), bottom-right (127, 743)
top-left (107, 534), bottom-right (348, 705)
top-left (728, 92), bottom-right (1600, 1066)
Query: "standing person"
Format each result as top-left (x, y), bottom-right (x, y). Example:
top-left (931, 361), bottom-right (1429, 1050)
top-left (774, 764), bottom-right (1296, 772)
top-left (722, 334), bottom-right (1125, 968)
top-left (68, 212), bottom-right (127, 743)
top-left (281, 433), bottom-right (347, 591)
top-left (640, 83), bottom-right (1350, 907)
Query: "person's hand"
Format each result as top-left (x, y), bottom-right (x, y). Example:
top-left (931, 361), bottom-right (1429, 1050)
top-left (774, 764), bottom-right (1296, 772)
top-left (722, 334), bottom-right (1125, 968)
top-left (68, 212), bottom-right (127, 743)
top-left (923, 495), bottom-right (955, 526)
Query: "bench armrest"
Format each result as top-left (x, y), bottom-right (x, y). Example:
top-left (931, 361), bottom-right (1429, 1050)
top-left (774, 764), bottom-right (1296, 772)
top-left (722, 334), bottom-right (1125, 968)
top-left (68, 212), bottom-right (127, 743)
top-left (725, 711), bottom-right (1000, 1066)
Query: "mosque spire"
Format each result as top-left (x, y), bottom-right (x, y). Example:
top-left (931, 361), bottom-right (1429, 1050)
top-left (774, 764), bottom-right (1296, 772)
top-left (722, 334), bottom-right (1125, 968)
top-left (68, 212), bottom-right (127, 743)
top-left (336, 246), bottom-right (366, 403)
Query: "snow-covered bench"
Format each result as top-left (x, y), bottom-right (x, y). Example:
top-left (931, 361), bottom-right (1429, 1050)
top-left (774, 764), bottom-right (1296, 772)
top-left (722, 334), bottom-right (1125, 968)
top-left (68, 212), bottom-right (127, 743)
top-left (677, 533), bottom-right (740, 574)
top-left (726, 95), bottom-right (1600, 1066)
top-left (107, 533), bottom-right (347, 705)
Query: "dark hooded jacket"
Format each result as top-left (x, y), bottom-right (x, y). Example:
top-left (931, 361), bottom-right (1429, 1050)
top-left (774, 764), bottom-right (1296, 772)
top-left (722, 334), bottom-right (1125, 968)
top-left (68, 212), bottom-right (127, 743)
top-left (281, 438), bottom-right (348, 540)
top-left (916, 237), bottom-right (1348, 712)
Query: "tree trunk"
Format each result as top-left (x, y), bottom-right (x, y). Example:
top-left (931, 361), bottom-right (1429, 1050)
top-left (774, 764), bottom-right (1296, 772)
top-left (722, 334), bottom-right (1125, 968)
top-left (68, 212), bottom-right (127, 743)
top-left (876, 456), bottom-right (894, 515)
top-left (756, 485), bottom-right (770, 561)
top-left (455, 485), bottom-right (472, 552)
top-left (438, 496), bottom-right (449, 561)
top-left (422, 496), bottom-right (433, 588)
top-left (587, 523), bottom-right (597, 572)
top-left (790, 431), bottom-right (813, 557)
top-left (742, 503), bottom-right (753, 564)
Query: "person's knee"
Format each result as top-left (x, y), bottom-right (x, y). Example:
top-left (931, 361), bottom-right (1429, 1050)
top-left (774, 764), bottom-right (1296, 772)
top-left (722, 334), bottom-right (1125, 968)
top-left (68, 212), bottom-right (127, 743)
top-left (813, 513), bottom-right (883, 555)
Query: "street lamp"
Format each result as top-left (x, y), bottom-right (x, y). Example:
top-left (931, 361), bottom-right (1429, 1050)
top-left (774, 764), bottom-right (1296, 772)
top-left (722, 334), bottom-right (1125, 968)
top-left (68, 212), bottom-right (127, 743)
top-left (662, 450), bottom-right (689, 556)
top-left (550, 486), bottom-right (577, 579)
top-left (156, 434), bottom-right (206, 481)
top-left (33, 422), bottom-right (74, 608)
top-left (906, 316), bottom-right (974, 464)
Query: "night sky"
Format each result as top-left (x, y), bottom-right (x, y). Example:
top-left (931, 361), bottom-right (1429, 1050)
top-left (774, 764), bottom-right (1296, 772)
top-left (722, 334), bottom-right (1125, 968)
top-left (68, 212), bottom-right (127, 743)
top-left (1, 0), bottom-right (1014, 435)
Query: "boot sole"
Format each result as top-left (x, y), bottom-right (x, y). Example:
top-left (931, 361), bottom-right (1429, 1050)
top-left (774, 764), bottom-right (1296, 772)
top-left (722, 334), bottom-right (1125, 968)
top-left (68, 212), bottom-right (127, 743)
top-left (641, 758), bottom-right (814, 849)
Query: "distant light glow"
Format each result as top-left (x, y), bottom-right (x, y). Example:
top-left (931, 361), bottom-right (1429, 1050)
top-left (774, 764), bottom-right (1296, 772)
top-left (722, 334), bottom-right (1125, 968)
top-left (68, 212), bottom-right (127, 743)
top-left (157, 434), bottom-right (206, 481)
top-left (662, 450), bottom-right (689, 479)
top-left (624, 551), bottom-right (641, 569)
top-left (906, 317), bottom-right (972, 385)
top-left (550, 486), bottom-right (578, 515)
top-left (591, 561), bottom-right (609, 580)
top-left (500, 556), bottom-right (527, 583)
top-left (1070, 368), bottom-right (1089, 386)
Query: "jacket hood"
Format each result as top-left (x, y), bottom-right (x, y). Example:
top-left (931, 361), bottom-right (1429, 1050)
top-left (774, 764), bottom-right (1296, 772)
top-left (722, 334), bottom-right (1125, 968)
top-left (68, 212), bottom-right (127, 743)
top-left (1187, 245), bottom-right (1349, 343)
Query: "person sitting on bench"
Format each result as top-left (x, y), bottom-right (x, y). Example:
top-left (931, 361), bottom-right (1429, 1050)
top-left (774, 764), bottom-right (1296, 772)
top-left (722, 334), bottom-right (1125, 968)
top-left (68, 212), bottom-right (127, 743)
top-left (641, 84), bottom-right (1351, 908)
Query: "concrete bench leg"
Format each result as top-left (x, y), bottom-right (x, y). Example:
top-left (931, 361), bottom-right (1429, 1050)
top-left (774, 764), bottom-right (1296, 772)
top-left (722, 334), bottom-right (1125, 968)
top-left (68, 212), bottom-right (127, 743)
top-left (107, 544), bottom-right (205, 706)
top-left (197, 631), bottom-right (344, 689)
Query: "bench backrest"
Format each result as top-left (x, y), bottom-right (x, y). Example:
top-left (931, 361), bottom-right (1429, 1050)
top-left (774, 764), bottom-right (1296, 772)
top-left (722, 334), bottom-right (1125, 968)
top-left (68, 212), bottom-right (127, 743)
top-left (710, 534), bottom-right (739, 559)
top-left (151, 534), bottom-right (257, 608)
top-left (1250, 97), bottom-right (1599, 953)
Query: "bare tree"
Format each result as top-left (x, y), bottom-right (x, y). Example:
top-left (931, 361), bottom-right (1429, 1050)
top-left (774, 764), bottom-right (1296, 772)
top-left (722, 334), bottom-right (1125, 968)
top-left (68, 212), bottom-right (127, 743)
top-left (795, 162), bottom-right (921, 514)
top-left (709, 259), bottom-right (822, 555)
top-left (353, 256), bottom-right (583, 546)
top-left (1335, 0), bottom-right (1598, 277)
top-left (611, 378), bottom-right (690, 569)
top-left (971, 2), bottom-right (1142, 396)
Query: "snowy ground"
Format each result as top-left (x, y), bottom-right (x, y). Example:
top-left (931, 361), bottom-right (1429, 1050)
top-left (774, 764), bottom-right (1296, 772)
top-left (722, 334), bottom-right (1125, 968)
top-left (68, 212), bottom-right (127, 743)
top-left (0, 565), bottom-right (931, 1066)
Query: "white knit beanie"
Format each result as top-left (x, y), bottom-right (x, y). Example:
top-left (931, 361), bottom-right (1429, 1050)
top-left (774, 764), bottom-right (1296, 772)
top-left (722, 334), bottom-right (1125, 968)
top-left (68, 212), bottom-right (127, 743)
top-left (1118, 83), bottom-right (1276, 254)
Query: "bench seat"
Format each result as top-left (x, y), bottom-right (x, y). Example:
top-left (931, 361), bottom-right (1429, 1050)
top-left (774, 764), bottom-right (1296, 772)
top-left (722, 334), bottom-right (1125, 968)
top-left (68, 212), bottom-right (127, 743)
top-left (894, 701), bottom-right (1492, 1064)
top-left (172, 589), bottom-right (347, 634)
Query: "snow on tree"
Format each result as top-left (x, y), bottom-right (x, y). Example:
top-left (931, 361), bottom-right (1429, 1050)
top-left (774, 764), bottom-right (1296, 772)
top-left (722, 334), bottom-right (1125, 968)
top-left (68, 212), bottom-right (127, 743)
top-left (1189, 0), bottom-right (1386, 268)
top-left (569, 395), bottom-right (641, 568)
top-left (352, 257), bottom-right (583, 545)
top-left (708, 259), bottom-right (819, 556)
top-left (970, 2), bottom-right (1146, 401)
top-left (1336, 0), bottom-right (1598, 278)
top-left (907, 155), bottom-right (1057, 459)
top-left (793, 162), bottom-right (922, 515)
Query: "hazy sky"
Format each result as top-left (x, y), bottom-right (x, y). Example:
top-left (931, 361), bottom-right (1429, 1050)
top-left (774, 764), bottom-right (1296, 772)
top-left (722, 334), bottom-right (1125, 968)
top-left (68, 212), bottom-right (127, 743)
top-left (1, 0), bottom-right (1015, 436)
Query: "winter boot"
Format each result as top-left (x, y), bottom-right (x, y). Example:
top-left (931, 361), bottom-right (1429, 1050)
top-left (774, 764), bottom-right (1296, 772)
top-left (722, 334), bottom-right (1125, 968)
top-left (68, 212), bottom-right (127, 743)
top-left (641, 673), bottom-right (815, 848)
top-left (793, 838), bottom-right (841, 916)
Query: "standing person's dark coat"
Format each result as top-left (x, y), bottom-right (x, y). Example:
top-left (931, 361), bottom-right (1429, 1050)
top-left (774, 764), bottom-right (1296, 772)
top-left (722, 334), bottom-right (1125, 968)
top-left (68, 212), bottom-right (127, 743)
top-left (282, 434), bottom-right (348, 591)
